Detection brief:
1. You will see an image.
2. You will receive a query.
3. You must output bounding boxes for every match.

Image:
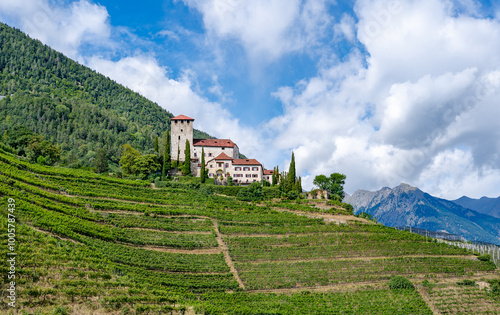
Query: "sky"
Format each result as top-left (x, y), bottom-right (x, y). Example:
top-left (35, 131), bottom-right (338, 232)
top-left (1, 0), bottom-right (500, 199)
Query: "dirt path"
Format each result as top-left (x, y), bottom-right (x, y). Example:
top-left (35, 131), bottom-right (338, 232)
top-left (249, 280), bottom-right (387, 294)
top-left (89, 209), bottom-right (210, 220)
top-left (223, 231), bottom-right (375, 238)
top-left (244, 254), bottom-right (479, 265)
top-left (141, 245), bottom-right (222, 254)
top-left (271, 207), bottom-right (371, 224)
top-left (248, 272), bottom-right (498, 295)
top-left (212, 220), bottom-right (246, 289)
top-left (123, 227), bottom-right (212, 235)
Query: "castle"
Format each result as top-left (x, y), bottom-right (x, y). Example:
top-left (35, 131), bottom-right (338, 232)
top-left (170, 115), bottom-right (274, 185)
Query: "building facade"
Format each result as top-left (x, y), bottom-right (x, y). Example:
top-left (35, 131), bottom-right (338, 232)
top-left (170, 115), bottom-right (194, 162)
top-left (170, 114), bottom-right (269, 185)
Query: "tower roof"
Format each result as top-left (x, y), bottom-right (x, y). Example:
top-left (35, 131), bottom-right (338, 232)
top-left (214, 153), bottom-right (233, 160)
top-left (171, 115), bottom-right (194, 121)
top-left (193, 139), bottom-right (236, 148)
top-left (233, 159), bottom-right (261, 166)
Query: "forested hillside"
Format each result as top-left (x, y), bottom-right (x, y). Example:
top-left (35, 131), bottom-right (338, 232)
top-left (0, 22), bottom-right (209, 168)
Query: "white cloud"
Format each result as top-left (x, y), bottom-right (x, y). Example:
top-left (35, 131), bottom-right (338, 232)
top-left (182, 0), bottom-right (333, 61)
top-left (333, 14), bottom-right (356, 43)
top-left (86, 55), bottom-right (268, 163)
top-left (267, 0), bottom-right (500, 199)
top-left (0, 0), bottom-right (111, 58)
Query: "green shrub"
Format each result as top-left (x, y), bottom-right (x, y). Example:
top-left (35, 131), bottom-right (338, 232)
top-left (211, 185), bottom-right (242, 196)
top-left (286, 190), bottom-right (300, 200)
top-left (491, 283), bottom-right (499, 296)
top-left (422, 279), bottom-right (435, 289)
top-left (477, 254), bottom-right (491, 262)
top-left (389, 276), bottom-right (415, 291)
top-left (54, 306), bottom-right (68, 315)
top-left (236, 183), bottom-right (263, 202)
top-left (456, 279), bottom-right (476, 286)
top-left (356, 212), bottom-right (373, 220)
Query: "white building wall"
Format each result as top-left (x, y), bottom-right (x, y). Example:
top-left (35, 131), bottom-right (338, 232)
top-left (192, 146), bottom-right (235, 164)
top-left (232, 165), bottom-right (263, 185)
top-left (171, 119), bottom-right (193, 162)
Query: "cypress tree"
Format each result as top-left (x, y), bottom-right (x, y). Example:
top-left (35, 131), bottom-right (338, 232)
top-left (296, 176), bottom-right (302, 192)
top-left (284, 152), bottom-right (297, 193)
top-left (176, 145), bottom-right (180, 167)
top-left (200, 147), bottom-right (206, 183)
top-left (162, 131), bottom-right (170, 180)
top-left (183, 139), bottom-right (191, 175)
top-left (288, 152), bottom-right (296, 190)
top-left (154, 136), bottom-right (159, 153)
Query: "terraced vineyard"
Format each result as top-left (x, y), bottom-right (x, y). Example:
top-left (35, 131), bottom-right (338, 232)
top-left (0, 150), bottom-right (498, 314)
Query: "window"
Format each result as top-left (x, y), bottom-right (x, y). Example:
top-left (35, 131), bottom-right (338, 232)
top-left (222, 148), bottom-right (225, 150)
top-left (252, 167), bottom-right (259, 171)
top-left (209, 153), bottom-right (212, 157)
top-left (225, 163), bottom-right (229, 168)
top-left (246, 174), bottom-right (251, 178)
top-left (187, 121), bottom-right (190, 124)
top-left (174, 120), bottom-right (177, 124)
top-left (181, 129), bottom-right (183, 132)
top-left (210, 165), bottom-right (213, 168)
top-left (178, 136), bottom-right (180, 140)
top-left (243, 167), bottom-right (250, 171)
top-left (235, 167), bottom-right (241, 171)
top-left (252, 174), bottom-right (258, 178)
top-left (217, 162), bottom-right (222, 167)
top-left (194, 153), bottom-right (197, 157)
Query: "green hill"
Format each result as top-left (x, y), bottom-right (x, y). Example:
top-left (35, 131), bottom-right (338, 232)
top-left (0, 22), bottom-right (210, 168)
top-left (0, 149), bottom-right (498, 314)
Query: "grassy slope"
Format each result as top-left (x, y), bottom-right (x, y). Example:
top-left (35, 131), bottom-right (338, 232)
top-left (0, 151), bottom-right (498, 314)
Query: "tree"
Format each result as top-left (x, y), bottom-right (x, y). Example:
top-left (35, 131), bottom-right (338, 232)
top-left (119, 144), bottom-right (141, 175)
top-left (312, 175), bottom-right (329, 190)
top-left (154, 136), bottom-right (159, 153)
top-left (313, 173), bottom-right (346, 200)
top-left (200, 147), bottom-right (206, 183)
top-left (183, 139), bottom-right (191, 175)
top-left (286, 152), bottom-right (296, 193)
top-left (272, 166), bottom-right (279, 186)
top-left (176, 145), bottom-right (180, 167)
top-left (228, 175), bottom-right (234, 186)
top-left (162, 131), bottom-right (170, 180)
top-left (94, 148), bottom-right (108, 174)
top-left (131, 154), bottom-right (160, 179)
top-left (26, 137), bottom-right (61, 165)
top-left (296, 176), bottom-right (302, 192)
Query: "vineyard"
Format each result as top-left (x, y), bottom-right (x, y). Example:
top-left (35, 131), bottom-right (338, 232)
top-left (0, 149), bottom-right (499, 314)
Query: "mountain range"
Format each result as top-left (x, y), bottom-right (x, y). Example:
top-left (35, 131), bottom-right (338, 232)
top-left (345, 183), bottom-right (500, 245)
top-left (452, 195), bottom-right (500, 218)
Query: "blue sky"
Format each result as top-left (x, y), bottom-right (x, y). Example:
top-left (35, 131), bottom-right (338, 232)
top-left (1, 0), bottom-right (500, 199)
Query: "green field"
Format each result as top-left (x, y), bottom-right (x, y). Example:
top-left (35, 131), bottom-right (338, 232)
top-left (0, 150), bottom-right (498, 314)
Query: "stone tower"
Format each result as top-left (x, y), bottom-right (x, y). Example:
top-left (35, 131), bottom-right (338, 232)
top-left (170, 115), bottom-right (194, 162)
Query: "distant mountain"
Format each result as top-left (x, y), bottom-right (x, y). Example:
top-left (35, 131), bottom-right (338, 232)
top-left (345, 183), bottom-right (500, 245)
top-left (452, 196), bottom-right (500, 218)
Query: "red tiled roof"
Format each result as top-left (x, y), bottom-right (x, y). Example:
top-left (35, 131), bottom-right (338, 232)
top-left (171, 115), bottom-right (194, 121)
top-left (263, 170), bottom-right (274, 175)
top-left (215, 153), bottom-right (233, 160)
top-left (193, 139), bottom-right (236, 148)
top-left (233, 159), bottom-right (261, 166)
